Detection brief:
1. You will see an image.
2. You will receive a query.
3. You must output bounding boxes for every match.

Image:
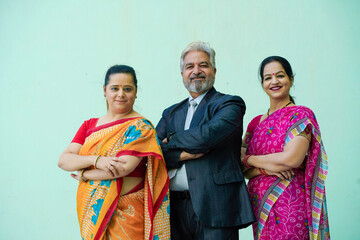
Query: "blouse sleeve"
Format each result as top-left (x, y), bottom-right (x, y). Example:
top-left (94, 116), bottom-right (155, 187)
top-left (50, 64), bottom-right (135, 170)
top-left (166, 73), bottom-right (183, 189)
top-left (71, 118), bottom-right (98, 145)
top-left (242, 115), bottom-right (262, 147)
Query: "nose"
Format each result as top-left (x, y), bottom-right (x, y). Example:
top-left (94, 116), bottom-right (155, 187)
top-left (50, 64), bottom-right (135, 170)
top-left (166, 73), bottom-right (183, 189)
top-left (117, 89), bottom-right (125, 98)
top-left (271, 75), bottom-right (279, 84)
top-left (193, 64), bottom-right (200, 74)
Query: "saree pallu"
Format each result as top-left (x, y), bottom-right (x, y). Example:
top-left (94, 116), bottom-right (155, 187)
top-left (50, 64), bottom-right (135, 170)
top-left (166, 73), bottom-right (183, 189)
top-left (76, 117), bottom-right (170, 240)
top-left (244, 106), bottom-right (330, 240)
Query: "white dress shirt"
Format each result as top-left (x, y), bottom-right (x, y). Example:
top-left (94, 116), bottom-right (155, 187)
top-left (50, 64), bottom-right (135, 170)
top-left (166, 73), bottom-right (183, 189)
top-left (169, 92), bottom-right (207, 191)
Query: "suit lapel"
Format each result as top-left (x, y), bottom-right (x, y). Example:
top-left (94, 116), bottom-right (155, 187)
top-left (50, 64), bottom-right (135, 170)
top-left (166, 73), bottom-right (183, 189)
top-left (190, 87), bottom-right (217, 128)
top-left (174, 100), bottom-right (188, 131)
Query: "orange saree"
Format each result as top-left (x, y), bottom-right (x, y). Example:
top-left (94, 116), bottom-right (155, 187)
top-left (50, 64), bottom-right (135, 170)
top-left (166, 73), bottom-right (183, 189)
top-left (76, 117), bottom-right (170, 240)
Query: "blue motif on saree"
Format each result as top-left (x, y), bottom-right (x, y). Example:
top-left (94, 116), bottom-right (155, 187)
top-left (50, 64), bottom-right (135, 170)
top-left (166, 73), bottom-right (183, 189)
top-left (155, 133), bottom-right (161, 147)
top-left (290, 112), bottom-right (299, 121)
top-left (275, 216), bottom-right (280, 225)
top-left (91, 199), bottom-right (104, 225)
top-left (163, 194), bottom-right (168, 202)
top-left (142, 119), bottom-right (154, 128)
top-left (162, 195), bottom-right (170, 214)
top-left (99, 180), bottom-right (111, 187)
top-left (124, 125), bottom-right (142, 144)
top-left (252, 193), bottom-right (259, 208)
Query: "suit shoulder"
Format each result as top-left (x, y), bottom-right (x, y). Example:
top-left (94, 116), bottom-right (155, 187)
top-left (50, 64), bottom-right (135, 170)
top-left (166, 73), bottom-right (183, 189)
top-left (212, 91), bottom-right (245, 105)
top-left (161, 98), bottom-right (188, 116)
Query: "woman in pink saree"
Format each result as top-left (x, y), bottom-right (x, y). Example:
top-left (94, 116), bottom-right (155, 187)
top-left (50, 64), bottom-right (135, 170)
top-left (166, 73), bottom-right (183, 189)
top-left (242, 56), bottom-right (330, 240)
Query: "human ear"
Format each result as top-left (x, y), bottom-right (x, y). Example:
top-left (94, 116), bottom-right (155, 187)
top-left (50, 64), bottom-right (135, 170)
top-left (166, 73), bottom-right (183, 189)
top-left (290, 76), bottom-right (294, 87)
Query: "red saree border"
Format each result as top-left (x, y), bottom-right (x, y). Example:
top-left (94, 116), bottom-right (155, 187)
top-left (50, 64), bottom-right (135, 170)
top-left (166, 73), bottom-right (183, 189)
top-left (94, 178), bottom-right (123, 240)
top-left (86, 117), bottom-right (141, 137)
top-left (116, 150), bottom-right (164, 161)
top-left (147, 175), bottom-right (170, 240)
top-left (147, 185), bottom-right (154, 240)
top-left (153, 178), bottom-right (169, 218)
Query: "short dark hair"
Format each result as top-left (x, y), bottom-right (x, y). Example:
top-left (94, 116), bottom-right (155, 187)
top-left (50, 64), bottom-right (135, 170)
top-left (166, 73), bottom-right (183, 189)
top-left (104, 65), bottom-right (137, 88)
top-left (259, 56), bottom-right (295, 103)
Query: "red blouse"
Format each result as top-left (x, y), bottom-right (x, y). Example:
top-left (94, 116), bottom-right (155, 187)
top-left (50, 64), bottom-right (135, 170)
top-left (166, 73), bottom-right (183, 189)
top-left (71, 118), bottom-right (99, 144)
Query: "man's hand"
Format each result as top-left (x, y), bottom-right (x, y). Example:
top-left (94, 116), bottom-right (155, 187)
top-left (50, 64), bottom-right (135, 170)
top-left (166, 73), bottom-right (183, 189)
top-left (179, 151), bottom-right (204, 161)
top-left (163, 138), bottom-right (205, 161)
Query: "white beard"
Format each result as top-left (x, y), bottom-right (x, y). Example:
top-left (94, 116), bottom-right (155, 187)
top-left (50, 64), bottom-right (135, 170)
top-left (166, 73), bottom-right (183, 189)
top-left (183, 77), bottom-right (215, 93)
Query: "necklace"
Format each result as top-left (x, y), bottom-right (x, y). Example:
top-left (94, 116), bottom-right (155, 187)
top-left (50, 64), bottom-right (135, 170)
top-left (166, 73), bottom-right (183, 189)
top-left (267, 101), bottom-right (293, 116)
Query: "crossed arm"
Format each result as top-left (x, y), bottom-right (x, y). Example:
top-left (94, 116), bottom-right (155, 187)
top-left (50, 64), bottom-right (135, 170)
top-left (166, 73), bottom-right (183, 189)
top-left (156, 97), bottom-right (245, 169)
top-left (58, 143), bottom-right (141, 181)
top-left (242, 135), bottom-right (310, 180)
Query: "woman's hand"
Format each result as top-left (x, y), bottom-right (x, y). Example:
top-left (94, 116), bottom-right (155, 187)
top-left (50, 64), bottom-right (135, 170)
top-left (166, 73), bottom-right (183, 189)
top-left (96, 156), bottom-right (127, 177)
top-left (70, 171), bottom-right (81, 181)
top-left (264, 169), bottom-right (294, 180)
top-left (70, 170), bottom-right (87, 181)
top-left (241, 147), bottom-right (246, 161)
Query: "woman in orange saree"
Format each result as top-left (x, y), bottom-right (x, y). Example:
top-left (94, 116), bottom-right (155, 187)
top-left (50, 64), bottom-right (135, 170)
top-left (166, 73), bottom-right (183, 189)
top-left (58, 65), bottom-right (170, 240)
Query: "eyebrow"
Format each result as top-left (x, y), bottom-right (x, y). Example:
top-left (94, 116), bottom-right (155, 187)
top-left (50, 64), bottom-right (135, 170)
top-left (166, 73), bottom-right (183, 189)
top-left (264, 70), bottom-right (285, 77)
top-left (185, 61), bottom-right (210, 67)
top-left (109, 84), bottom-right (133, 87)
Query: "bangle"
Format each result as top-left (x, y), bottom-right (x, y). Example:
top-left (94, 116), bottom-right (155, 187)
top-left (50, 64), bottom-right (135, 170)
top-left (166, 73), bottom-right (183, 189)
top-left (79, 169), bottom-right (87, 182)
top-left (242, 155), bottom-right (253, 168)
top-left (94, 156), bottom-right (101, 169)
top-left (259, 168), bottom-right (268, 176)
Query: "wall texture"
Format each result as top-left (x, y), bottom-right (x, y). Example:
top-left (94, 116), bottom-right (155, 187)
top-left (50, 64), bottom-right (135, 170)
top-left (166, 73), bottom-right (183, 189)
top-left (0, 0), bottom-right (359, 239)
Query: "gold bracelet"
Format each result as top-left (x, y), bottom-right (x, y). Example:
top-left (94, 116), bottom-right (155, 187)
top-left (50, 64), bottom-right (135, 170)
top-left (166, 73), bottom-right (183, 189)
top-left (79, 169), bottom-right (87, 182)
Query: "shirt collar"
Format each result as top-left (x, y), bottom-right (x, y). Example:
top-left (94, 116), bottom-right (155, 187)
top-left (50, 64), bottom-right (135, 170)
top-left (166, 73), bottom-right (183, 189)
top-left (188, 91), bottom-right (208, 106)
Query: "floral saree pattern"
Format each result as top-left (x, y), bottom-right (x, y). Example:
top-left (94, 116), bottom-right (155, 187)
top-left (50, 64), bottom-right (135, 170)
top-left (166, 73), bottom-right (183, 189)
top-left (244, 106), bottom-right (330, 240)
top-left (77, 118), bottom-right (170, 240)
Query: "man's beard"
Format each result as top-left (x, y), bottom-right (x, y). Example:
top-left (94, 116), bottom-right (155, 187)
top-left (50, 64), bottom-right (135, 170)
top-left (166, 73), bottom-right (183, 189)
top-left (183, 74), bottom-right (215, 93)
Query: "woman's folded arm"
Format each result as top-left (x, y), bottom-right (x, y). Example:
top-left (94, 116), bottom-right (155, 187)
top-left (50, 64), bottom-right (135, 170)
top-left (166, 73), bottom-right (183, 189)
top-left (247, 135), bottom-right (310, 172)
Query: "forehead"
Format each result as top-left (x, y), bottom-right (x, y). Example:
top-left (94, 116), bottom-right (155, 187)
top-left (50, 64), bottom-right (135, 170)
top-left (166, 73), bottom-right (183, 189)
top-left (108, 73), bottom-right (134, 85)
top-left (183, 50), bottom-right (210, 64)
top-left (263, 61), bottom-right (285, 75)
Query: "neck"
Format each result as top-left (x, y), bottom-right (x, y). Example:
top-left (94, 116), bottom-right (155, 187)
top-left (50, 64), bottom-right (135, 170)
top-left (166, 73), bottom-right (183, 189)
top-left (189, 91), bottom-right (204, 99)
top-left (107, 109), bottom-right (136, 121)
top-left (268, 97), bottom-right (293, 115)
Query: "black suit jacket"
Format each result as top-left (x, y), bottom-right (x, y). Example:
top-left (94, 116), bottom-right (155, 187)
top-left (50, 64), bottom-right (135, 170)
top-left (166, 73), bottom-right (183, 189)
top-left (156, 87), bottom-right (255, 228)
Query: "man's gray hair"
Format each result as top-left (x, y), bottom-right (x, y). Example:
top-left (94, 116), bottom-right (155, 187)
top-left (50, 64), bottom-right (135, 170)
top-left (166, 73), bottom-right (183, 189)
top-left (180, 41), bottom-right (216, 72)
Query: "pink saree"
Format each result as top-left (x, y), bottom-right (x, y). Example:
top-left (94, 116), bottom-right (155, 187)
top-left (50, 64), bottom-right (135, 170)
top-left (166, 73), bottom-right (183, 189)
top-left (244, 106), bottom-right (330, 240)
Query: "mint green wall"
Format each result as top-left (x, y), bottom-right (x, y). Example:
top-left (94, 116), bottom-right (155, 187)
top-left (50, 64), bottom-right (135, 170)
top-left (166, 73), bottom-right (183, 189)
top-left (1, 1), bottom-right (359, 239)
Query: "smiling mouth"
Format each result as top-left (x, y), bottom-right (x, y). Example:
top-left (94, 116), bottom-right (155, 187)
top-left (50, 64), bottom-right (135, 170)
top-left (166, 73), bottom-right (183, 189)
top-left (270, 86), bottom-right (282, 91)
top-left (191, 77), bottom-right (205, 81)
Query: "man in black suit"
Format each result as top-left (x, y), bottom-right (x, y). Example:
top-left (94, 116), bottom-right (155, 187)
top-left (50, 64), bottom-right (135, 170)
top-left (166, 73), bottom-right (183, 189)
top-left (156, 41), bottom-right (255, 239)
